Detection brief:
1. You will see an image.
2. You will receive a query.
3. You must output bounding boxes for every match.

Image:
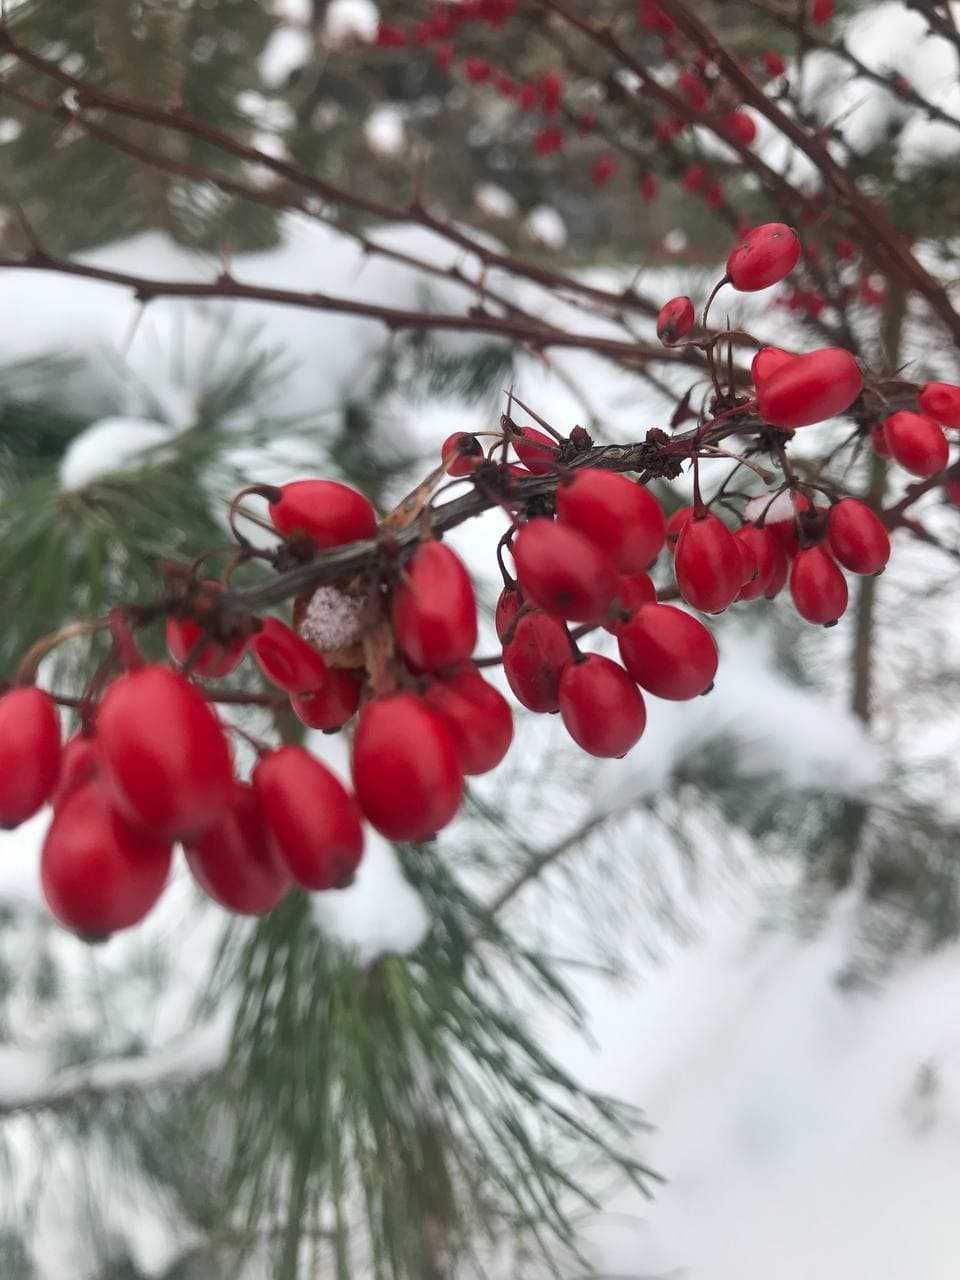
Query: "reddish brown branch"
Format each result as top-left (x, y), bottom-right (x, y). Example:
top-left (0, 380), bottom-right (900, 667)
top-left (0, 248), bottom-right (690, 365)
top-left (0, 25), bottom-right (661, 323)
top-left (653, 0), bottom-right (960, 348)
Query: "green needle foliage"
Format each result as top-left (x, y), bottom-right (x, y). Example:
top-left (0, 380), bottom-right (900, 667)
top-left (214, 843), bottom-right (655, 1280)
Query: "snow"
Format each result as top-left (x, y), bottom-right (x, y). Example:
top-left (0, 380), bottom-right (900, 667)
top-left (259, 25), bottom-right (313, 87)
top-left (554, 889), bottom-right (960, 1280)
top-left (797, 2), bottom-right (960, 164)
top-left (0, 1021), bottom-right (227, 1112)
top-left (310, 832), bottom-right (431, 963)
top-left (525, 204), bottom-right (567, 249)
top-left (58, 415), bottom-right (173, 489)
top-left (325, 0), bottom-right (379, 45)
top-left (0, 106), bottom-right (955, 1270)
top-left (474, 182), bottom-right (519, 220)
top-left (364, 104), bottom-right (405, 155)
top-left (303, 730), bottom-right (431, 962)
top-left (743, 487), bottom-right (828, 524)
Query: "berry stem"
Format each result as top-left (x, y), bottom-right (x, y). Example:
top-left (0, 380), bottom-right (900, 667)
top-left (14, 617), bottom-right (112, 686)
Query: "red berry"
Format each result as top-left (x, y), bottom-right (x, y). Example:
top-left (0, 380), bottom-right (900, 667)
top-left (751, 346), bottom-right (794, 386)
top-left (683, 164), bottom-right (707, 193)
top-left (734, 525), bottom-right (786, 601)
top-left (41, 784), bottom-right (171, 935)
top-left (871, 423), bottom-right (891, 457)
top-left (665, 505), bottom-right (694, 550)
top-left (512, 426), bottom-right (558, 474)
top-left (762, 51), bottom-right (786, 78)
top-left (639, 1), bottom-right (674, 32)
top-left (502, 611), bottom-right (570, 712)
top-left (858, 274), bottom-right (886, 308)
top-left (518, 82), bottom-right (538, 111)
top-left (534, 126), bottom-right (565, 155)
top-left (764, 493), bottom-right (813, 559)
top-left (513, 518), bottom-right (617, 622)
top-left (826, 499), bottom-right (890, 575)
top-left (617, 604), bottom-right (718, 700)
top-left (606, 570), bottom-right (657, 632)
top-left (758, 348), bottom-right (863, 428)
top-left (185, 783), bottom-right (289, 915)
top-left (165, 581), bottom-right (246, 678)
top-left (254, 746), bottom-right (363, 889)
top-left (835, 237), bottom-right (857, 260)
top-left (0, 687), bottom-right (61, 829)
top-left (591, 154), bottom-right (618, 186)
top-left (442, 432), bottom-right (484, 476)
top-left (704, 180), bottom-right (725, 210)
top-left (722, 110), bottom-right (757, 146)
top-left (726, 222), bottom-right (802, 291)
top-left (735, 533), bottom-right (759, 588)
top-left (252, 617), bottom-right (328, 694)
top-left (810, 0), bottom-right (834, 23)
top-left (352, 694), bottom-right (463, 840)
top-left (539, 69), bottom-right (563, 112)
top-left (464, 57), bottom-right (491, 83)
top-left (656, 296), bottom-right (695, 345)
top-left (789, 546), bottom-right (848, 625)
top-left (657, 116), bottom-right (685, 143)
top-left (559, 655), bottom-right (646, 758)
top-left (97, 665), bottom-right (233, 840)
top-left (375, 21), bottom-right (407, 47)
top-left (638, 173), bottom-right (659, 202)
top-left (52, 733), bottom-right (100, 810)
top-left (763, 543), bottom-right (790, 599)
top-left (882, 411), bottom-right (949, 477)
top-left (495, 585), bottom-right (522, 642)
top-left (674, 512), bottom-right (743, 614)
top-left (392, 540), bottom-right (478, 670)
top-left (423, 665), bottom-right (513, 775)
top-left (678, 69), bottom-right (708, 110)
top-left (557, 470), bottom-right (666, 573)
top-left (290, 667), bottom-right (362, 732)
top-left (269, 479), bottom-right (377, 549)
top-left (918, 382), bottom-right (960, 427)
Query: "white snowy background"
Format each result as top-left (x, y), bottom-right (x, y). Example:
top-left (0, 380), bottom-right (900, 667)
top-left (2, 2), bottom-right (960, 1276)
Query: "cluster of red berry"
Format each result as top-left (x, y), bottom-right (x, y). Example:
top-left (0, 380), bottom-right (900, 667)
top-left (3, 209), bottom-right (957, 941)
top-left (370, 0), bottom-right (803, 203)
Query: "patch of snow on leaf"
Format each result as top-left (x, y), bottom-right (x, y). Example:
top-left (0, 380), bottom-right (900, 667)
top-left (365, 105), bottom-right (405, 155)
top-left (59, 417), bottom-right (173, 490)
top-left (586, 633), bottom-right (881, 822)
top-left (325, 0), bottom-right (379, 44)
top-left (525, 205), bottom-right (567, 249)
top-left (560, 892), bottom-right (960, 1280)
top-left (259, 25), bottom-right (313, 87)
top-left (310, 830), bottom-right (431, 964)
top-left (474, 182), bottom-right (518, 220)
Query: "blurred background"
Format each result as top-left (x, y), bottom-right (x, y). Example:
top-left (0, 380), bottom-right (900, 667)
top-left (0, 0), bottom-right (959, 1277)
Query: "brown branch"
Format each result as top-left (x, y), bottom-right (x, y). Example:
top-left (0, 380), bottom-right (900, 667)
top-left (0, 77), bottom-right (664, 367)
top-left (653, 0), bottom-right (960, 349)
top-left (538, 0), bottom-right (858, 352)
top-left (748, 0), bottom-right (960, 136)
top-left (0, 25), bottom-right (660, 322)
top-left (0, 247), bottom-right (691, 366)
top-left (218, 421), bottom-right (757, 615)
top-left (903, 0), bottom-right (960, 63)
